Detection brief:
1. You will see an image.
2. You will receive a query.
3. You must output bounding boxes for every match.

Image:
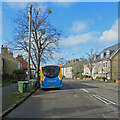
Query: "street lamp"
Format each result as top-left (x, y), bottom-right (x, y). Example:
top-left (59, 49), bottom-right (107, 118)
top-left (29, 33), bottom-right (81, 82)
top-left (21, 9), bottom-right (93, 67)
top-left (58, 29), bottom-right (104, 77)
top-left (28, 4), bottom-right (32, 80)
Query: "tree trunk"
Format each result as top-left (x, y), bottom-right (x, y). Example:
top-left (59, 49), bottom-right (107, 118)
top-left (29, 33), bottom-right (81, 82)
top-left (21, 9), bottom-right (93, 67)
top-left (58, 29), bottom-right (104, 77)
top-left (90, 69), bottom-right (92, 80)
top-left (36, 58), bottom-right (40, 88)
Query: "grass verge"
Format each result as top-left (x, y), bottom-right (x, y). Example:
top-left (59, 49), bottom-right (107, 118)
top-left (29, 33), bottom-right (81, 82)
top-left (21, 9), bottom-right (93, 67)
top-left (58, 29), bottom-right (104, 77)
top-left (2, 91), bottom-right (30, 113)
top-left (1, 80), bottom-right (17, 87)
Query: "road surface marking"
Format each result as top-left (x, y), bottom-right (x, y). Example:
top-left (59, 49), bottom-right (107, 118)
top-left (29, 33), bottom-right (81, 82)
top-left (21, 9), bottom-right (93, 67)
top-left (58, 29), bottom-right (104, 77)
top-left (93, 95), bottom-right (110, 104)
top-left (82, 89), bottom-right (89, 93)
top-left (95, 95), bottom-right (116, 105)
top-left (101, 114), bottom-right (106, 118)
top-left (92, 95), bottom-right (117, 105)
top-left (32, 95), bottom-right (44, 97)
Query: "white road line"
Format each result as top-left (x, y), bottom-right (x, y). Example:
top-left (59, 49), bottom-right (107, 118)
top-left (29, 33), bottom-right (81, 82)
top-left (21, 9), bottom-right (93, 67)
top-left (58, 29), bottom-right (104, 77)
top-left (82, 89), bottom-right (89, 93)
top-left (95, 95), bottom-right (116, 105)
top-left (101, 114), bottom-right (106, 118)
top-left (93, 95), bottom-right (110, 105)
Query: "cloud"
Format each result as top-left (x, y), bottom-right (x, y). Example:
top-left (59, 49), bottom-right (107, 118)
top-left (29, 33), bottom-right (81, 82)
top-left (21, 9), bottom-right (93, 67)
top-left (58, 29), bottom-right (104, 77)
top-left (60, 32), bottom-right (93, 46)
top-left (71, 21), bottom-right (86, 33)
top-left (52, 51), bottom-right (68, 59)
top-left (99, 19), bottom-right (118, 42)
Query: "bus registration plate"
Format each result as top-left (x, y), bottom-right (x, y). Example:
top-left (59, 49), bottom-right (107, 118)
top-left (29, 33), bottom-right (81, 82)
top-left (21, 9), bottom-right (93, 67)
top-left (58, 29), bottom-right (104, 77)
top-left (49, 86), bottom-right (55, 88)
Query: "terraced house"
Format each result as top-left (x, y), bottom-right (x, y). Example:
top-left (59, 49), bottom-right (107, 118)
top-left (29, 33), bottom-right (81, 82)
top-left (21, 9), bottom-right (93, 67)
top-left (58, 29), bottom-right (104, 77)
top-left (62, 58), bottom-right (83, 78)
top-left (84, 43), bottom-right (120, 81)
top-left (0, 45), bottom-right (22, 80)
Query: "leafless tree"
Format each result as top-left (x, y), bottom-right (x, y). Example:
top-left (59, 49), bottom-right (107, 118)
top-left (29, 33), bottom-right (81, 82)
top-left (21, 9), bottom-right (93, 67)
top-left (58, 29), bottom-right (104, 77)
top-left (72, 61), bottom-right (83, 76)
top-left (58, 58), bottom-right (66, 66)
top-left (80, 49), bottom-right (97, 79)
top-left (7, 3), bottom-right (61, 86)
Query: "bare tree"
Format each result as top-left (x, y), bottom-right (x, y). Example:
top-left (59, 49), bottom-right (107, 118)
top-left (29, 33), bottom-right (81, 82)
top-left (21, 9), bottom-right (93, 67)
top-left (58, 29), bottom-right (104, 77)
top-left (7, 3), bottom-right (61, 87)
top-left (80, 49), bottom-right (97, 79)
top-left (58, 58), bottom-right (66, 66)
top-left (72, 61), bottom-right (83, 76)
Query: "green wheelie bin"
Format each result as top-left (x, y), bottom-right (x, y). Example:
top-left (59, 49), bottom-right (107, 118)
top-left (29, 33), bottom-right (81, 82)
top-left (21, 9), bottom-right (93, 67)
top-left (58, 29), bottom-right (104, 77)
top-left (18, 81), bottom-right (29, 93)
top-left (29, 79), bottom-right (36, 90)
top-left (24, 81), bottom-right (30, 92)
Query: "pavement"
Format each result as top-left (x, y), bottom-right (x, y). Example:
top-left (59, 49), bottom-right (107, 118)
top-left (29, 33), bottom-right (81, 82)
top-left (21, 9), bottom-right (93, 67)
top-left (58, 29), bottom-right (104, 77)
top-left (2, 84), bottom-right (17, 96)
top-left (4, 79), bottom-right (119, 119)
top-left (2, 84), bottom-right (17, 113)
top-left (74, 79), bottom-right (119, 91)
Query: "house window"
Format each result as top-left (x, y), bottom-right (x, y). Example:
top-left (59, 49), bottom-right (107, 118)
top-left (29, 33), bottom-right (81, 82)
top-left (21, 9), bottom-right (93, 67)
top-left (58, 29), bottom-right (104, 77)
top-left (92, 64), bottom-right (95, 68)
top-left (106, 50), bottom-right (110, 58)
top-left (103, 63), bottom-right (105, 67)
top-left (98, 63), bottom-right (100, 68)
top-left (106, 62), bottom-right (107, 67)
top-left (101, 53), bottom-right (104, 59)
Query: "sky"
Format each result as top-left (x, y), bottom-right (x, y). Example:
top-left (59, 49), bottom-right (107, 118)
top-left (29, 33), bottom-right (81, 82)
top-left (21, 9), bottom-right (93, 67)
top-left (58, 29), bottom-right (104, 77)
top-left (1, 2), bottom-right (119, 65)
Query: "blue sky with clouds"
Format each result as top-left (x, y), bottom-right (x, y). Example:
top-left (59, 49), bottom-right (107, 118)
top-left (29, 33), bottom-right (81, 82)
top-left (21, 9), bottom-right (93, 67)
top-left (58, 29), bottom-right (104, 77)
top-left (1, 2), bottom-right (118, 64)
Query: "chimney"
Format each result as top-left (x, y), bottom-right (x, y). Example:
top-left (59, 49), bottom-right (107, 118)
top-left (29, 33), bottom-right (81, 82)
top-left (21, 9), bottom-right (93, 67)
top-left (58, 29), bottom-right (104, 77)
top-left (8, 51), bottom-right (13, 57)
top-left (17, 54), bottom-right (23, 58)
top-left (1, 45), bottom-right (8, 54)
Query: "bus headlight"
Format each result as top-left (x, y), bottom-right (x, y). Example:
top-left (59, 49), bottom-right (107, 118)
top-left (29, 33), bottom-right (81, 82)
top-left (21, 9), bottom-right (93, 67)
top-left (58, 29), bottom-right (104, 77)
top-left (60, 79), bottom-right (62, 85)
top-left (42, 81), bottom-right (44, 86)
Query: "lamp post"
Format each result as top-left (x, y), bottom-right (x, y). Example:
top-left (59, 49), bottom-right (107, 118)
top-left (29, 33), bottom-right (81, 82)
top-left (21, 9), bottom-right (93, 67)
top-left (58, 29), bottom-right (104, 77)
top-left (72, 53), bottom-right (74, 60)
top-left (28, 4), bottom-right (32, 80)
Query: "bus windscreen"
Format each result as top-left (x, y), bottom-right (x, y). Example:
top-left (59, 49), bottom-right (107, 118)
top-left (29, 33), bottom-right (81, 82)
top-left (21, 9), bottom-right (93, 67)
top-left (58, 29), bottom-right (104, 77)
top-left (42, 66), bottom-right (60, 78)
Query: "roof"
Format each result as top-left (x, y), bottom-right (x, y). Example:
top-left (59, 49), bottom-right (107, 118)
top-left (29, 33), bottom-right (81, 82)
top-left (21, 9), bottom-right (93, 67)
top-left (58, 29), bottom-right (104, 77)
top-left (96, 43), bottom-right (120, 61)
top-left (63, 61), bottom-right (79, 68)
top-left (16, 56), bottom-right (28, 69)
top-left (44, 65), bottom-right (59, 67)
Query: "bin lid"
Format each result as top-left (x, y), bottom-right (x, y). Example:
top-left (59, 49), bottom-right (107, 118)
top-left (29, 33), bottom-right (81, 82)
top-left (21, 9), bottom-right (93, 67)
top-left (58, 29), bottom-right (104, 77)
top-left (18, 81), bottom-right (29, 83)
top-left (24, 81), bottom-right (29, 83)
top-left (29, 79), bottom-right (36, 82)
top-left (18, 81), bottom-right (24, 83)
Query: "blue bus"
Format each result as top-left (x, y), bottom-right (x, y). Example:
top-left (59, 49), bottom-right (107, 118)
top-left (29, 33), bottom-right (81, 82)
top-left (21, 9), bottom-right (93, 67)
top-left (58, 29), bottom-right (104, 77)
top-left (40, 65), bottom-right (63, 89)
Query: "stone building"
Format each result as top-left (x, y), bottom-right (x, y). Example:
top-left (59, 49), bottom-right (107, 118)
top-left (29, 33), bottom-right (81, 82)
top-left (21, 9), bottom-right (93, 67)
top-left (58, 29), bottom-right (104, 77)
top-left (83, 43), bottom-right (120, 81)
top-left (62, 58), bottom-right (83, 78)
top-left (0, 45), bottom-right (22, 80)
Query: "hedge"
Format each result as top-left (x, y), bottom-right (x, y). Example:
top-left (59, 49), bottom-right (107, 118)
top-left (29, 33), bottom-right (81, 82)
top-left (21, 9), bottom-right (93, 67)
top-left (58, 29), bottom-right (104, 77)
top-left (13, 68), bottom-right (24, 74)
top-left (96, 76), bottom-right (107, 80)
top-left (75, 74), bottom-right (83, 79)
top-left (83, 75), bottom-right (91, 78)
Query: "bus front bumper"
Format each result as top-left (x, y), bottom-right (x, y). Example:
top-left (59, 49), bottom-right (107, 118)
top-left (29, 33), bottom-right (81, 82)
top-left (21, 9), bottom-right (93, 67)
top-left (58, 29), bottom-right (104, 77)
top-left (40, 84), bottom-right (63, 89)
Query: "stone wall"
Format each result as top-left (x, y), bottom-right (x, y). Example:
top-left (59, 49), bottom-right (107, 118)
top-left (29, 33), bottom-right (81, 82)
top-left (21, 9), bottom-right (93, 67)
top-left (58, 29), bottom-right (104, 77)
top-left (111, 50), bottom-right (120, 80)
top-left (1, 46), bottom-right (18, 75)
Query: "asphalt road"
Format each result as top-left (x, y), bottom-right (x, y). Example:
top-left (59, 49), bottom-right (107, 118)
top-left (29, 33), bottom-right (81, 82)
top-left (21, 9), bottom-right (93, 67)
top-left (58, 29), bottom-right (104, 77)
top-left (5, 79), bottom-right (119, 119)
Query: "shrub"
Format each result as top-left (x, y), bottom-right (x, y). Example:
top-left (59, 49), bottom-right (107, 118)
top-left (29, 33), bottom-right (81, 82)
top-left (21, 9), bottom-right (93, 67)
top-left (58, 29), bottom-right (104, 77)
top-left (96, 76), bottom-right (102, 79)
top-left (76, 72), bottom-right (80, 75)
top-left (88, 76), bottom-right (91, 78)
top-left (83, 75), bottom-right (87, 78)
top-left (13, 68), bottom-right (24, 74)
top-left (96, 76), bottom-right (106, 80)
top-left (75, 73), bottom-right (83, 79)
top-left (102, 77), bottom-right (107, 80)
top-left (11, 80), bottom-right (17, 83)
top-left (62, 75), bottom-right (65, 78)
top-left (8, 74), bottom-right (15, 79)
top-left (83, 75), bottom-right (91, 78)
